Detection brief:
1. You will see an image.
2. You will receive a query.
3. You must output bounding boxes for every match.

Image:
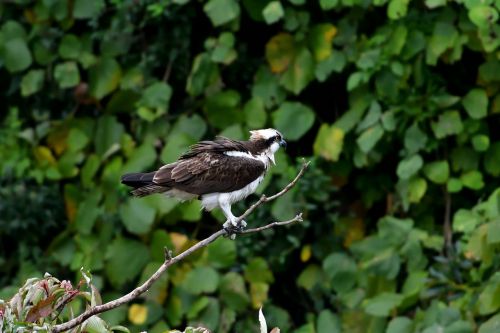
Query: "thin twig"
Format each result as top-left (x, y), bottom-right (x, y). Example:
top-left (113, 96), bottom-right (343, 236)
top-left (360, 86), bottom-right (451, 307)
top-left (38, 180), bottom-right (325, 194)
top-left (51, 160), bottom-right (310, 333)
top-left (162, 52), bottom-right (177, 83)
top-left (240, 213), bottom-right (303, 234)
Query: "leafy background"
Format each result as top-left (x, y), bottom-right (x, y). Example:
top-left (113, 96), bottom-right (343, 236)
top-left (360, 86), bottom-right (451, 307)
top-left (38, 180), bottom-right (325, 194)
top-left (1, 0), bottom-right (500, 332)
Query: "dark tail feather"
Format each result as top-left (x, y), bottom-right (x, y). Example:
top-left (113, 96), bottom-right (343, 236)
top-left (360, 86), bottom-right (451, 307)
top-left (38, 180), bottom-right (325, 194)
top-left (121, 172), bottom-right (155, 187)
top-left (121, 172), bottom-right (169, 197)
top-left (131, 184), bottom-right (169, 197)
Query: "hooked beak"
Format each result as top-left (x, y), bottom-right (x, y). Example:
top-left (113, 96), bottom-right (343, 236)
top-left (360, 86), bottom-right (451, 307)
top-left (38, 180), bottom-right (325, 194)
top-left (279, 139), bottom-right (287, 149)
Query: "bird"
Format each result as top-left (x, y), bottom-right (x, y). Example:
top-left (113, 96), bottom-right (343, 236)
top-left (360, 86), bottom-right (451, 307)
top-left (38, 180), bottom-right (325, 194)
top-left (121, 128), bottom-right (287, 231)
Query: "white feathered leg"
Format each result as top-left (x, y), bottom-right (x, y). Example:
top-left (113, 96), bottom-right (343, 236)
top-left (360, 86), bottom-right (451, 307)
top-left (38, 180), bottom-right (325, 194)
top-left (218, 195), bottom-right (247, 229)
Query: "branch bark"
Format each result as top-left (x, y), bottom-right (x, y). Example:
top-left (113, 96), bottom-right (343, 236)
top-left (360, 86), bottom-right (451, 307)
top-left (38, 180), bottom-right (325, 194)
top-left (51, 160), bottom-right (310, 333)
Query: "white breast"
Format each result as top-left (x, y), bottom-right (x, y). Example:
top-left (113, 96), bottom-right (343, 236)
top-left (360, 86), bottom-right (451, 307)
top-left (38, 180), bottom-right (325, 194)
top-left (200, 174), bottom-right (264, 211)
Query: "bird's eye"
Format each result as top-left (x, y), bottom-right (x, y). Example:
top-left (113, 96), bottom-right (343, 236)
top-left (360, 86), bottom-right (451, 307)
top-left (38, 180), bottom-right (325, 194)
top-left (276, 135), bottom-right (281, 141)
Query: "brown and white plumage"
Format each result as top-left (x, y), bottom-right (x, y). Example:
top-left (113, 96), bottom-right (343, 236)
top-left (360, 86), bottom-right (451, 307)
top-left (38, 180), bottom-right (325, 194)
top-left (121, 128), bottom-right (287, 229)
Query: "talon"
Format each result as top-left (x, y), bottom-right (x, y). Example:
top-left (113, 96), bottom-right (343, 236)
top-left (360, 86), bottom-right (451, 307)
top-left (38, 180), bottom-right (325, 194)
top-left (240, 220), bottom-right (247, 228)
top-left (223, 225), bottom-right (239, 239)
top-left (223, 220), bottom-right (232, 229)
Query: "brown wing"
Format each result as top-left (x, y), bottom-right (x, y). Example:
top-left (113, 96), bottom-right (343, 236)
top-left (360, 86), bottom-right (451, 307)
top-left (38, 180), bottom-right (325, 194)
top-left (178, 137), bottom-right (249, 159)
top-left (153, 152), bottom-right (265, 195)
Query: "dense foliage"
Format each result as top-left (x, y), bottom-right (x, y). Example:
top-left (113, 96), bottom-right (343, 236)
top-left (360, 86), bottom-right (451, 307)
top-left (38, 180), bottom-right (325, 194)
top-left (1, 0), bottom-right (500, 332)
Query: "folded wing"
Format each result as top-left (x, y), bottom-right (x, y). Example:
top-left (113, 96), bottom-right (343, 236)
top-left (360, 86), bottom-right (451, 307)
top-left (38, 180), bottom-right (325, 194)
top-left (153, 152), bottom-right (265, 195)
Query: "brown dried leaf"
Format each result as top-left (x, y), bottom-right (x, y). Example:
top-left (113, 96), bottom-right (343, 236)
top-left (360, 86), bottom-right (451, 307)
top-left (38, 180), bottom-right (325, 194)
top-left (25, 295), bottom-right (55, 323)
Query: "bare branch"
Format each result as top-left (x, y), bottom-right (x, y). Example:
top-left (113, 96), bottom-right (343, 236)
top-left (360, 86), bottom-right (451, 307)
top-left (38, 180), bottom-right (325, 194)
top-left (51, 160), bottom-right (310, 333)
top-left (240, 213), bottom-right (303, 234)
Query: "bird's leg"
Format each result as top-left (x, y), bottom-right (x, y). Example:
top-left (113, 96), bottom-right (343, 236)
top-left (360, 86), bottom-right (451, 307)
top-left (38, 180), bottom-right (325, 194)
top-left (219, 199), bottom-right (246, 233)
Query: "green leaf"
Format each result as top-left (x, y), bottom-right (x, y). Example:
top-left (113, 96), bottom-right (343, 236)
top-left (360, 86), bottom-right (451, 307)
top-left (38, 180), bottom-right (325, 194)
top-left (425, 0), bottom-right (446, 8)
top-left (357, 49), bottom-right (381, 70)
top-left (386, 317), bottom-right (413, 333)
top-left (426, 22), bottom-right (458, 65)
top-left (106, 238), bottom-right (149, 288)
top-left (309, 24), bottom-right (337, 61)
top-left (356, 124), bottom-right (384, 153)
top-left (469, 6), bottom-right (499, 29)
top-left (2, 38), bottom-right (32, 72)
top-left (89, 58), bottom-right (122, 99)
top-left (82, 316), bottom-right (109, 333)
top-left (67, 128), bottom-right (90, 152)
top-left (262, 1), bottom-right (284, 24)
top-left (207, 238), bottom-right (236, 269)
top-left (317, 310), bottom-right (341, 333)
top-left (294, 323), bottom-right (315, 333)
top-left (447, 178), bottom-right (463, 193)
top-left (170, 114), bottom-right (208, 142)
top-left (479, 59), bottom-right (500, 83)
top-left (94, 115), bottom-right (124, 157)
top-left (408, 177), bottom-right (427, 203)
top-left (319, 0), bottom-right (338, 9)
top-left (453, 209), bottom-right (480, 233)
top-left (297, 264), bottom-right (324, 290)
top-left (313, 124), bottom-right (344, 161)
top-left (119, 199), bottom-right (156, 235)
top-left (137, 82), bottom-right (172, 121)
top-left (347, 71), bottom-right (367, 91)
top-left (479, 313), bottom-right (500, 333)
top-left (485, 142), bottom-right (500, 176)
top-left (204, 0), bottom-right (240, 26)
top-left (280, 48), bottom-right (315, 95)
top-left (463, 89), bottom-right (488, 119)
top-left (186, 53), bottom-right (219, 96)
top-left (244, 257), bottom-right (274, 284)
top-left (204, 90), bottom-right (243, 129)
top-left (265, 33), bottom-right (295, 74)
top-left (81, 154), bottom-right (101, 188)
top-left (21, 69), bottom-right (44, 96)
top-left (194, 298), bottom-right (220, 332)
top-left (122, 144), bottom-right (156, 173)
top-left (431, 111), bottom-right (463, 139)
top-left (387, 0), bottom-right (410, 19)
top-left (323, 252), bottom-right (357, 293)
top-left (402, 271), bottom-right (427, 298)
top-left (219, 272), bottom-right (250, 312)
top-left (478, 276), bottom-right (500, 315)
top-left (461, 170), bottom-right (484, 190)
top-left (272, 101), bottom-right (315, 140)
top-left (160, 133), bottom-right (192, 163)
top-left (54, 62), bottom-right (80, 88)
top-left (73, 0), bottom-right (105, 19)
top-left (472, 134), bottom-right (490, 152)
top-left (487, 221), bottom-right (500, 244)
top-left (58, 34), bottom-right (82, 59)
top-left (423, 160), bottom-right (449, 184)
top-left (363, 292), bottom-right (404, 317)
top-left (357, 101), bottom-right (381, 132)
top-left (404, 123), bottom-right (427, 153)
top-left (183, 266), bottom-right (220, 294)
top-left (315, 52), bottom-right (346, 81)
top-left (75, 192), bottom-right (102, 235)
top-left (244, 97), bottom-right (267, 129)
top-left (397, 154), bottom-right (423, 180)
top-left (1, 20), bottom-right (27, 40)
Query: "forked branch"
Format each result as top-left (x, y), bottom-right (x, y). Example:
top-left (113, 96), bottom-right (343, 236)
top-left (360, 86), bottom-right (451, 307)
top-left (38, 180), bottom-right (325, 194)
top-left (51, 160), bottom-right (310, 333)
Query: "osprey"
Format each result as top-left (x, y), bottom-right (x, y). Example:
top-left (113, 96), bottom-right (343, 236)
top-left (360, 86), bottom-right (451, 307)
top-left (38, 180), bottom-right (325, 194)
top-left (121, 128), bottom-right (287, 230)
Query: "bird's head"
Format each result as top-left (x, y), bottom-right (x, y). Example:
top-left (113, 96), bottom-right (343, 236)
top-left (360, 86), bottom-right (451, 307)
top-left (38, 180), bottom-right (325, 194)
top-left (249, 128), bottom-right (287, 164)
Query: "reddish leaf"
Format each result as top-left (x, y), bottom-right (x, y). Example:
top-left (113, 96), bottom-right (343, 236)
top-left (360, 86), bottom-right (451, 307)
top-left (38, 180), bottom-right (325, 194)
top-left (26, 295), bottom-right (56, 323)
